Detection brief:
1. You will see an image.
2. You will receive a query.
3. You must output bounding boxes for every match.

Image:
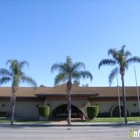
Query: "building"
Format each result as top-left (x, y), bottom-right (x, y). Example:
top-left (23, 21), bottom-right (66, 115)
top-left (0, 83), bottom-right (139, 120)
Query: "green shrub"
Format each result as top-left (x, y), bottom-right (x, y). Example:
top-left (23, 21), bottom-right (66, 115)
top-left (87, 106), bottom-right (99, 120)
top-left (38, 106), bottom-right (50, 118)
top-left (0, 111), bottom-right (10, 117)
top-left (131, 112), bottom-right (139, 117)
top-left (98, 112), bottom-right (110, 117)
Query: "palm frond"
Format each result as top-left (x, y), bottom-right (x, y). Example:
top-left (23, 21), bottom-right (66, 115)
top-left (62, 63), bottom-right (70, 73)
top-left (0, 68), bottom-right (12, 77)
top-left (71, 62), bottom-right (85, 71)
top-left (7, 60), bottom-right (18, 69)
top-left (108, 67), bottom-right (118, 86)
top-left (51, 62), bottom-right (71, 74)
top-left (51, 63), bottom-right (63, 73)
top-left (121, 45), bottom-right (126, 51)
top-left (71, 71), bottom-right (81, 80)
top-left (66, 56), bottom-right (72, 66)
top-left (6, 59), bottom-right (13, 65)
top-left (125, 51), bottom-right (132, 58)
top-left (21, 75), bottom-right (37, 87)
top-left (54, 73), bottom-right (67, 86)
top-left (79, 70), bottom-right (93, 81)
top-left (108, 48), bottom-right (117, 57)
top-left (117, 45), bottom-right (125, 57)
top-left (19, 61), bottom-right (29, 69)
top-left (12, 75), bottom-right (21, 87)
top-left (98, 59), bottom-right (116, 69)
top-left (52, 56), bottom-right (92, 86)
top-left (126, 56), bottom-right (140, 65)
top-left (0, 77), bottom-right (12, 85)
top-left (6, 59), bottom-right (21, 75)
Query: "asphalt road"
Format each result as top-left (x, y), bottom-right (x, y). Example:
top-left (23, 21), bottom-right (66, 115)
top-left (0, 124), bottom-right (139, 140)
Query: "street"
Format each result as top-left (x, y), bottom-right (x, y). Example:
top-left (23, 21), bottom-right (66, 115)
top-left (0, 124), bottom-right (139, 140)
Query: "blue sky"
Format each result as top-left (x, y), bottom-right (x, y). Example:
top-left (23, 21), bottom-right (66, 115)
top-left (0, 0), bottom-right (140, 87)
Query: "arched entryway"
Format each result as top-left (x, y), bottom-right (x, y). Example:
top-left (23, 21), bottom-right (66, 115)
top-left (50, 104), bottom-right (83, 121)
top-left (111, 105), bottom-right (130, 117)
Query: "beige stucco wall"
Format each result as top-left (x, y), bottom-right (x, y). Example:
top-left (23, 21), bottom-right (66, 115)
top-left (0, 101), bottom-right (10, 111)
top-left (90, 100), bottom-right (140, 117)
top-left (1, 99), bottom-right (139, 119)
top-left (14, 101), bottom-right (44, 119)
top-left (90, 101), bottom-right (119, 113)
top-left (126, 101), bottom-right (139, 113)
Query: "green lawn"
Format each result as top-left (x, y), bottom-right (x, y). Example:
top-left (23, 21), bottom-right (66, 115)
top-left (0, 118), bottom-right (51, 123)
top-left (82, 117), bottom-right (140, 123)
top-left (0, 117), bottom-right (140, 124)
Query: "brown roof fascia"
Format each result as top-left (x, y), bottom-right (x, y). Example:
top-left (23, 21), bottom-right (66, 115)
top-left (0, 96), bottom-right (45, 102)
top-left (88, 96), bottom-right (138, 102)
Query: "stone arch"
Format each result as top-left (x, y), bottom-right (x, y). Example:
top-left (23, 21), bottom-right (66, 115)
top-left (50, 101), bottom-right (67, 113)
top-left (50, 101), bottom-right (86, 117)
top-left (110, 104), bottom-right (130, 117)
top-left (49, 103), bottom-right (86, 120)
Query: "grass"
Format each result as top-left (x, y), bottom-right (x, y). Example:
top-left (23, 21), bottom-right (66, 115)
top-left (82, 117), bottom-right (140, 123)
top-left (0, 117), bottom-right (140, 124)
top-left (0, 118), bottom-right (51, 123)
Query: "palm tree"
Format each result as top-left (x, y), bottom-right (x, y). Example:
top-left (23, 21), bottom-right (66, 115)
top-left (51, 56), bottom-right (93, 125)
top-left (0, 60), bottom-right (37, 125)
top-left (98, 45), bottom-right (140, 123)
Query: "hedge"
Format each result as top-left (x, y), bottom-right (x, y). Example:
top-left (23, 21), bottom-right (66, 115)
top-left (38, 106), bottom-right (50, 118)
top-left (0, 111), bottom-right (10, 117)
top-left (87, 106), bottom-right (99, 120)
top-left (98, 112), bottom-right (110, 117)
top-left (131, 112), bottom-right (139, 117)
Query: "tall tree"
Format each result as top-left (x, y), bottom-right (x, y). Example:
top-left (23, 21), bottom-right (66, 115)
top-left (98, 45), bottom-right (140, 123)
top-left (51, 56), bottom-right (93, 125)
top-left (73, 80), bottom-right (80, 86)
top-left (0, 60), bottom-right (37, 125)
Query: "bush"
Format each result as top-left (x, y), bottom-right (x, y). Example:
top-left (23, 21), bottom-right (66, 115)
top-left (131, 112), bottom-right (139, 117)
top-left (98, 112), bottom-right (110, 117)
top-left (0, 111), bottom-right (10, 117)
top-left (38, 106), bottom-right (50, 118)
top-left (87, 106), bottom-right (99, 120)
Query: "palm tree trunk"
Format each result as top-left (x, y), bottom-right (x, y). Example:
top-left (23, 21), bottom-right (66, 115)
top-left (67, 80), bottom-right (72, 125)
top-left (121, 74), bottom-right (127, 123)
top-left (67, 88), bottom-right (71, 125)
top-left (11, 92), bottom-right (16, 125)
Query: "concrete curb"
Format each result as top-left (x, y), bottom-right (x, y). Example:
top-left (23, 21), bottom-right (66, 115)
top-left (0, 121), bottom-right (140, 127)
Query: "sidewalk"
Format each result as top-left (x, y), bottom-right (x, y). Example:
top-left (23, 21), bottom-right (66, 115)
top-left (48, 121), bottom-right (140, 126)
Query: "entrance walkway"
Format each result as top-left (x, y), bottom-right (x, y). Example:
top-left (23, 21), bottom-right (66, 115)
top-left (49, 117), bottom-right (82, 124)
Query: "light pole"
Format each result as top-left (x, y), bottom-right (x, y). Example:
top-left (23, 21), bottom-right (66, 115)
top-left (134, 66), bottom-right (140, 117)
